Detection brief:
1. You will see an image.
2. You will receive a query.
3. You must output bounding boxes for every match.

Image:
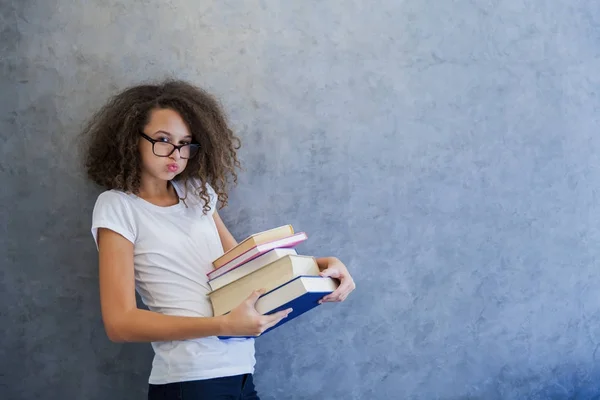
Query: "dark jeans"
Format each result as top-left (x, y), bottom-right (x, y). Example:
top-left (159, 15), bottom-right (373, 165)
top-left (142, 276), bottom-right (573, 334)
top-left (148, 374), bottom-right (260, 400)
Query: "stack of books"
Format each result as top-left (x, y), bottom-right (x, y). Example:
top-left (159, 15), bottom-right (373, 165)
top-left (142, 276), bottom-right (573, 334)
top-left (207, 225), bottom-right (339, 339)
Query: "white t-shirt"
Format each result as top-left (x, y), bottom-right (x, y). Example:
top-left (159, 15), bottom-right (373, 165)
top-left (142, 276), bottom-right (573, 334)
top-left (90, 178), bottom-right (255, 384)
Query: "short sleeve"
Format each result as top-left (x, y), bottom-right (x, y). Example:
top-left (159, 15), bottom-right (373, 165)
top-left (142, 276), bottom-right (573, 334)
top-left (91, 191), bottom-right (137, 250)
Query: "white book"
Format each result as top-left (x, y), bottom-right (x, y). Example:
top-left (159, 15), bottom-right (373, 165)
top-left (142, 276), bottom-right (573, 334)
top-left (207, 248), bottom-right (298, 291)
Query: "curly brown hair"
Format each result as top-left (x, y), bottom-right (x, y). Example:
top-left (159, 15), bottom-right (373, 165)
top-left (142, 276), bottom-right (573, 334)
top-left (81, 79), bottom-right (241, 213)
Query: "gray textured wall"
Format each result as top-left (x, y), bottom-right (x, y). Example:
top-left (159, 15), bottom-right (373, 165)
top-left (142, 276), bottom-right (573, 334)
top-left (3, 0), bottom-right (600, 399)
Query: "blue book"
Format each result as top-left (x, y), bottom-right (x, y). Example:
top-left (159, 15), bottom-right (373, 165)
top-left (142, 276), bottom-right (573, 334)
top-left (218, 276), bottom-right (338, 340)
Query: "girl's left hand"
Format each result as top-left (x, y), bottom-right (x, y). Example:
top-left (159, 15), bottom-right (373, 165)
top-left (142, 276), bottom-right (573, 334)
top-left (316, 257), bottom-right (356, 303)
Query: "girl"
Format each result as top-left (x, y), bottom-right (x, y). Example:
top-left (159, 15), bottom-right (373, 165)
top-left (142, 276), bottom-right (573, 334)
top-left (82, 79), bottom-right (356, 399)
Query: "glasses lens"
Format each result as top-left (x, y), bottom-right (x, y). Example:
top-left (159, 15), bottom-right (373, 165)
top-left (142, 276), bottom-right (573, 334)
top-left (184, 145), bottom-right (199, 159)
top-left (179, 145), bottom-right (191, 159)
top-left (153, 142), bottom-right (174, 157)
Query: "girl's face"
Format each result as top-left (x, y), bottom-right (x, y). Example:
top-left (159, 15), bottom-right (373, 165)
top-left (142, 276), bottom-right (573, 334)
top-left (138, 108), bottom-right (192, 183)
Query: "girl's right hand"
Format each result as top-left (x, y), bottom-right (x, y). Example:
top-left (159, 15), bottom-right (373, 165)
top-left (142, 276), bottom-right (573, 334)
top-left (221, 289), bottom-right (293, 337)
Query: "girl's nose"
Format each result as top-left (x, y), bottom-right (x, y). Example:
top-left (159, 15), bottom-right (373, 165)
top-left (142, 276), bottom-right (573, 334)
top-left (170, 148), bottom-right (182, 161)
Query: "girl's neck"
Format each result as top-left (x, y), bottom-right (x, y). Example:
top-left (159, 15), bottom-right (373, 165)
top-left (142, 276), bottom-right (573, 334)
top-left (138, 176), bottom-right (179, 206)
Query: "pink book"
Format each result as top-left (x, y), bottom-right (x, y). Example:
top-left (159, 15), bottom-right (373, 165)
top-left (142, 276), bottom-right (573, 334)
top-left (207, 232), bottom-right (308, 280)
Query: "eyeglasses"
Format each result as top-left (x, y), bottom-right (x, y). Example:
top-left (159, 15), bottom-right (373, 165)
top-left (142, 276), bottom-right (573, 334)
top-left (139, 132), bottom-right (200, 159)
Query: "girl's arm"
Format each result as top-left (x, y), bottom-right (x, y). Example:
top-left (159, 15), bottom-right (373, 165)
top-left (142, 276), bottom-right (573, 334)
top-left (213, 210), bottom-right (238, 252)
top-left (97, 228), bottom-right (290, 343)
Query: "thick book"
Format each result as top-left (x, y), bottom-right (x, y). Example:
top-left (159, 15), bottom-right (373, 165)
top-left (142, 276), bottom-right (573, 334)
top-left (207, 232), bottom-right (308, 281)
top-left (209, 255), bottom-right (320, 316)
top-left (212, 225), bottom-right (294, 269)
top-left (207, 248), bottom-right (298, 291)
top-left (218, 276), bottom-right (339, 339)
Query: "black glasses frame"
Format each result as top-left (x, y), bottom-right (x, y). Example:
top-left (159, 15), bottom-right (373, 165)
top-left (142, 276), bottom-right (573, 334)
top-left (139, 132), bottom-right (200, 159)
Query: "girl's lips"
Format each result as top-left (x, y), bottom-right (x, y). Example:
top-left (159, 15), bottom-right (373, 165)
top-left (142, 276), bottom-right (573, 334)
top-left (167, 164), bottom-right (179, 172)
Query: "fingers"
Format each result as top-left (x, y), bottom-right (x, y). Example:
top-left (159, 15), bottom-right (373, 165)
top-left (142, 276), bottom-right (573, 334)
top-left (320, 289), bottom-right (343, 303)
top-left (339, 291), bottom-right (350, 302)
top-left (246, 289), bottom-right (266, 305)
top-left (265, 308), bottom-right (292, 323)
top-left (319, 280), bottom-right (356, 303)
top-left (319, 268), bottom-right (340, 279)
top-left (259, 308), bottom-right (293, 333)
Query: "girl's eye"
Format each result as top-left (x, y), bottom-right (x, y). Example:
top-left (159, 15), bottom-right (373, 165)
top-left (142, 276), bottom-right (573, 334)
top-left (181, 141), bottom-right (191, 146)
top-left (158, 137), bottom-right (170, 143)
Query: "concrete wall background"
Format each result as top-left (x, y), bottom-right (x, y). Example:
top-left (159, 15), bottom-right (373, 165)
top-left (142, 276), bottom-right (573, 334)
top-left (2, 0), bottom-right (600, 399)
